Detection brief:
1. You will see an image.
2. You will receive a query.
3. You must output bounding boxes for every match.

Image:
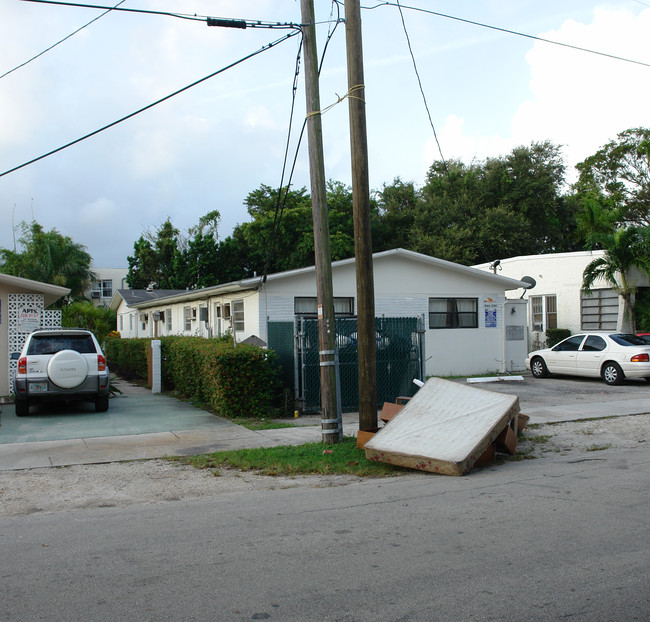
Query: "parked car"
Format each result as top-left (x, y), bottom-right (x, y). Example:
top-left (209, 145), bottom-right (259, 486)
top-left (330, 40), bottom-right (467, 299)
top-left (526, 332), bottom-right (650, 386)
top-left (12, 329), bottom-right (110, 416)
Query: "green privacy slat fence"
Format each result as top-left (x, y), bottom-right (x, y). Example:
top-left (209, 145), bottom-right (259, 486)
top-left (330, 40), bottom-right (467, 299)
top-left (266, 321), bottom-right (296, 396)
top-left (298, 316), bottom-right (423, 414)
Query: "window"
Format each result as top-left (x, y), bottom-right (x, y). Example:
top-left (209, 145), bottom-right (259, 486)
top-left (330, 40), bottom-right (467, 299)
top-left (101, 280), bottom-right (112, 298)
top-left (552, 335), bottom-right (584, 352)
top-left (232, 299), bottom-right (245, 332)
top-left (429, 298), bottom-right (478, 329)
top-left (581, 289), bottom-right (618, 330)
top-left (119, 315), bottom-right (123, 331)
top-left (531, 295), bottom-right (557, 332)
top-left (294, 297), bottom-right (354, 316)
top-left (583, 335), bottom-right (606, 352)
top-left (166, 308), bottom-right (172, 331)
top-left (184, 306), bottom-right (192, 331)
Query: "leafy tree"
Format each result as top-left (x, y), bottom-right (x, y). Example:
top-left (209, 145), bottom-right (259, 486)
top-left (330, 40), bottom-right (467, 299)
top-left (375, 178), bottom-right (418, 250)
top-left (575, 127), bottom-right (650, 228)
top-left (582, 226), bottom-right (650, 331)
top-left (62, 300), bottom-right (116, 345)
top-left (0, 221), bottom-right (95, 304)
top-left (127, 218), bottom-right (185, 289)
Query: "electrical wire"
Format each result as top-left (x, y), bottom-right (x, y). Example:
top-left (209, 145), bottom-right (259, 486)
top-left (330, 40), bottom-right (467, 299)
top-left (21, 0), bottom-right (304, 29)
top-left (261, 1), bottom-right (343, 279)
top-left (395, 0), bottom-right (445, 165)
top-left (1, 0), bottom-right (126, 80)
top-left (356, 1), bottom-right (650, 69)
top-left (0, 30), bottom-right (300, 179)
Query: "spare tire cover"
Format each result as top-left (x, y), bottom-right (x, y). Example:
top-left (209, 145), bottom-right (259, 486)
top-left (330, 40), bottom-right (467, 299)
top-left (47, 349), bottom-right (89, 389)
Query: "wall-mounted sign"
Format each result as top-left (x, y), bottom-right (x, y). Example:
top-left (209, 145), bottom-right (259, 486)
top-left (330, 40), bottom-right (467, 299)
top-left (483, 298), bottom-right (498, 328)
top-left (18, 306), bottom-right (41, 333)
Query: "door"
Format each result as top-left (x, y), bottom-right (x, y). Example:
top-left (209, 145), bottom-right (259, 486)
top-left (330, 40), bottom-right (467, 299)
top-left (575, 334), bottom-right (608, 377)
top-left (546, 335), bottom-right (585, 374)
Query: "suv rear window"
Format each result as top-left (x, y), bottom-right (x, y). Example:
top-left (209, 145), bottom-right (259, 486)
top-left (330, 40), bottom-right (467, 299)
top-left (27, 335), bottom-right (97, 355)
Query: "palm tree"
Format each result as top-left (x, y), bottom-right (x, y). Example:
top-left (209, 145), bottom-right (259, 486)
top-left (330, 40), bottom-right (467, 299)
top-left (582, 226), bottom-right (650, 331)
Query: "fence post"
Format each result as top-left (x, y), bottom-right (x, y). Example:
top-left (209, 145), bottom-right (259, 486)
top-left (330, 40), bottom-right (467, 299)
top-left (151, 340), bottom-right (161, 394)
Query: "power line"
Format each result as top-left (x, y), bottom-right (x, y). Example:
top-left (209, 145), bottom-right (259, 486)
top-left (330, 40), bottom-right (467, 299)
top-left (21, 0), bottom-right (303, 29)
top-left (395, 0), bottom-right (445, 165)
top-left (358, 1), bottom-right (650, 69)
top-left (0, 30), bottom-right (300, 179)
top-left (1, 0), bottom-right (126, 80)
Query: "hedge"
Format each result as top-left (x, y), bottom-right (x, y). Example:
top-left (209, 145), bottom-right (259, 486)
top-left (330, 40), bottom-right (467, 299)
top-left (545, 328), bottom-right (571, 348)
top-left (104, 336), bottom-right (281, 419)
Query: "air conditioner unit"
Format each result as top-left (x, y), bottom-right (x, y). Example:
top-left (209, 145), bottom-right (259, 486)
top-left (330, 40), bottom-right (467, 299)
top-left (91, 291), bottom-right (101, 299)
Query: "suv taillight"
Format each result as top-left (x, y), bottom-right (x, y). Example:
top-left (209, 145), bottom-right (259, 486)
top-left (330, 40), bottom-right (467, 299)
top-left (631, 353), bottom-right (649, 362)
top-left (18, 357), bottom-right (27, 375)
top-left (98, 354), bottom-right (106, 371)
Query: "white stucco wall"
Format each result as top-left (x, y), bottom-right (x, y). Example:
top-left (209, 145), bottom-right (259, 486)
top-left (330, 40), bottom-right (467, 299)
top-left (474, 251), bottom-right (650, 344)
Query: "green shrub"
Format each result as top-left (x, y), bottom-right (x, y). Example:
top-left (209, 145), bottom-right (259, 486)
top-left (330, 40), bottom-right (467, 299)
top-left (104, 337), bottom-right (149, 381)
top-left (546, 328), bottom-right (571, 347)
top-left (107, 336), bottom-right (281, 419)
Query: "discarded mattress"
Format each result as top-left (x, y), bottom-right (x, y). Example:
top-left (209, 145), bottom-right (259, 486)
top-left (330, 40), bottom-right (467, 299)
top-left (364, 377), bottom-right (519, 476)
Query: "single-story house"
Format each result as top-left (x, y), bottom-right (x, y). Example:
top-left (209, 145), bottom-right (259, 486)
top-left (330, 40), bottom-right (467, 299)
top-left (110, 248), bottom-right (528, 377)
top-left (473, 250), bottom-right (650, 349)
top-left (1, 273), bottom-right (69, 396)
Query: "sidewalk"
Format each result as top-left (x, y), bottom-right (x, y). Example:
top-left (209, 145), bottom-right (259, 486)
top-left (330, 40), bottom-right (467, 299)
top-left (0, 382), bottom-right (648, 471)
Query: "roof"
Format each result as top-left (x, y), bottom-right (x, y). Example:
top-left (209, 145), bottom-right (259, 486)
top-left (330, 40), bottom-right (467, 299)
top-left (109, 289), bottom-right (187, 310)
top-left (112, 249), bottom-right (527, 310)
top-left (0, 272), bottom-right (70, 306)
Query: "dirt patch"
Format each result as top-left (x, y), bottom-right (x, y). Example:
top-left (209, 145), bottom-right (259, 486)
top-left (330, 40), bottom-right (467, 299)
top-left (1, 414), bottom-right (648, 518)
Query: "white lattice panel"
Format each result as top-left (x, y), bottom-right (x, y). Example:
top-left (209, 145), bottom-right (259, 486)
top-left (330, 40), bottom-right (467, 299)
top-left (7, 294), bottom-right (62, 393)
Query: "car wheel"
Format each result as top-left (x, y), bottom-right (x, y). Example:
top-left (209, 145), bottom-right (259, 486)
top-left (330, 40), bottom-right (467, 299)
top-left (95, 395), bottom-right (109, 412)
top-left (601, 361), bottom-right (624, 385)
top-left (530, 356), bottom-right (549, 378)
top-left (15, 399), bottom-right (29, 416)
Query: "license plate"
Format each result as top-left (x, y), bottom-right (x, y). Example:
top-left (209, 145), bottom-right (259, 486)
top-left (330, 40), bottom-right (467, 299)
top-left (29, 382), bottom-right (48, 393)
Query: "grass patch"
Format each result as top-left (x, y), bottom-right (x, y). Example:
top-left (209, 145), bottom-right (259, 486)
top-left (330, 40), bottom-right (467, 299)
top-left (586, 443), bottom-right (611, 452)
top-left (169, 436), bottom-right (409, 477)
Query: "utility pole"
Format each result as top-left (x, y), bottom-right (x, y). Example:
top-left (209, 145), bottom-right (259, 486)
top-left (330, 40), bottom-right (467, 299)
top-left (300, 0), bottom-right (341, 444)
top-left (344, 0), bottom-right (377, 431)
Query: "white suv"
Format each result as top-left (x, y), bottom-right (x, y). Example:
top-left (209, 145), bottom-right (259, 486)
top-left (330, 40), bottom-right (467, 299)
top-left (12, 329), bottom-right (110, 416)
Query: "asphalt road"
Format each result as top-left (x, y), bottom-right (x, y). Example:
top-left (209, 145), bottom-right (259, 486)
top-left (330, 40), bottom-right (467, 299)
top-left (1, 443), bottom-right (648, 622)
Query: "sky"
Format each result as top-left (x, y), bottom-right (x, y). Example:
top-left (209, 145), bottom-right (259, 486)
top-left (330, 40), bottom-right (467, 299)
top-left (1, 0), bottom-right (649, 268)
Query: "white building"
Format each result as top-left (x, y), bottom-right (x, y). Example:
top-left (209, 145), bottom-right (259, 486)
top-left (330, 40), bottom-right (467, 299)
top-left (89, 268), bottom-right (128, 307)
top-left (110, 249), bottom-right (528, 377)
top-left (1, 273), bottom-right (69, 396)
top-left (474, 250), bottom-right (650, 349)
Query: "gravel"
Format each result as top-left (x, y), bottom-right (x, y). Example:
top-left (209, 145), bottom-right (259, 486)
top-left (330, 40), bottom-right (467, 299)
top-left (1, 414), bottom-right (649, 518)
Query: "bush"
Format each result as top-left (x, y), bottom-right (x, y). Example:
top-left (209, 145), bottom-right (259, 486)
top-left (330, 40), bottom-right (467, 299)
top-left (106, 336), bottom-right (281, 419)
top-left (546, 328), bottom-right (571, 347)
top-left (104, 337), bottom-right (149, 381)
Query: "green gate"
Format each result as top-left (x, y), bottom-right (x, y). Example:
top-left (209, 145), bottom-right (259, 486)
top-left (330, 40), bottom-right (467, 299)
top-left (295, 316), bottom-right (423, 414)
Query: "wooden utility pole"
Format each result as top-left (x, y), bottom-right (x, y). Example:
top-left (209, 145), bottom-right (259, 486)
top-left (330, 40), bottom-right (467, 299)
top-left (300, 0), bottom-right (341, 444)
top-left (344, 0), bottom-right (377, 431)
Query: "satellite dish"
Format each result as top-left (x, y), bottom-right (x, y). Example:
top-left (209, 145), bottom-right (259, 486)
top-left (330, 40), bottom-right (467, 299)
top-left (520, 276), bottom-right (536, 291)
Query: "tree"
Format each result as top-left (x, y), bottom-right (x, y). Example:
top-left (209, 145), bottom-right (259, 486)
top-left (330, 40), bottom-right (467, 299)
top-left (582, 226), bottom-right (650, 331)
top-left (575, 127), bottom-right (650, 228)
top-left (62, 300), bottom-right (116, 345)
top-left (0, 221), bottom-right (95, 304)
top-left (127, 218), bottom-right (185, 289)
